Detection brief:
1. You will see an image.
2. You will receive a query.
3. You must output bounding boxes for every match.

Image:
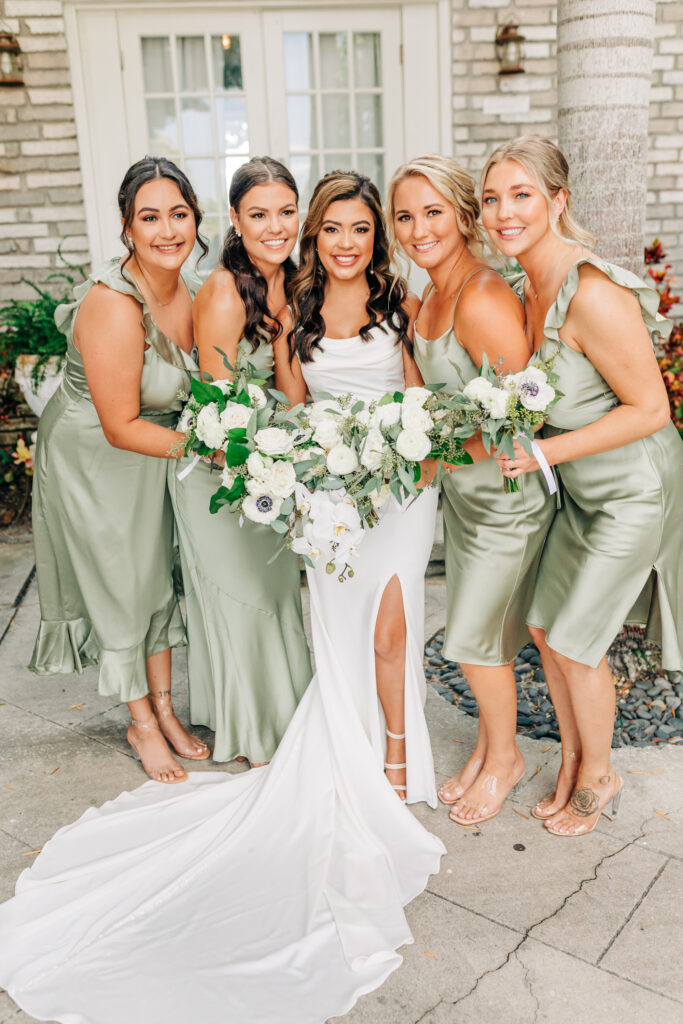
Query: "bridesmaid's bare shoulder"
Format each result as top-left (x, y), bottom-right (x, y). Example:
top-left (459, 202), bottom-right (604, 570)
top-left (193, 267), bottom-right (246, 333)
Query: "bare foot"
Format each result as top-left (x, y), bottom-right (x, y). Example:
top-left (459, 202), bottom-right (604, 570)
top-left (127, 719), bottom-right (187, 784)
top-left (385, 733), bottom-right (407, 802)
top-left (531, 750), bottom-right (579, 819)
top-left (438, 750), bottom-right (484, 805)
top-left (450, 752), bottom-right (525, 825)
top-left (150, 691), bottom-right (210, 760)
top-left (544, 770), bottom-right (623, 837)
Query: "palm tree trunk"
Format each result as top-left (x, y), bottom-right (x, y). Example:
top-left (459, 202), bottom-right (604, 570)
top-left (557, 0), bottom-right (656, 273)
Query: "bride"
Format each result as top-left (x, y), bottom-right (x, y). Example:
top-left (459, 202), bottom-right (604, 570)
top-left (0, 171), bottom-right (444, 1024)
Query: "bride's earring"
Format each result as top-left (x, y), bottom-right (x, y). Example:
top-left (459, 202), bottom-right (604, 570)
top-left (126, 235), bottom-right (134, 249)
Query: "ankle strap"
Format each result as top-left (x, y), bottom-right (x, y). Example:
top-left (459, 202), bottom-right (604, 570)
top-left (386, 729), bottom-right (406, 740)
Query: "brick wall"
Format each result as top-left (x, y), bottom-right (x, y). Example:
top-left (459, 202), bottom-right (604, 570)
top-left (451, 0), bottom-right (683, 306)
top-left (0, 0), bottom-right (89, 302)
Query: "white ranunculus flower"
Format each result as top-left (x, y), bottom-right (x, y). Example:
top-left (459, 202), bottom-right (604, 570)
top-left (396, 428), bottom-right (431, 461)
top-left (402, 385), bottom-right (431, 407)
top-left (308, 399), bottom-right (343, 427)
top-left (247, 383), bottom-right (267, 409)
top-left (195, 403), bottom-right (226, 450)
top-left (513, 366), bottom-right (556, 412)
top-left (502, 374), bottom-right (517, 392)
top-left (269, 460), bottom-right (297, 498)
top-left (327, 444), bottom-right (359, 476)
top-left (220, 401), bottom-right (252, 431)
top-left (360, 427), bottom-right (388, 472)
top-left (242, 492), bottom-right (283, 525)
top-left (354, 408), bottom-right (371, 428)
top-left (484, 387), bottom-right (509, 419)
top-left (247, 450), bottom-right (274, 481)
top-left (177, 406), bottom-right (196, 433)
top-left (313, 418), bottom-right (342, 452)
top-left (254, 426), bottom-right (294, 456)
top-left (401, 402), bottom-right (434, 432)
top-left (463, 377), bottom-right (496, 404)
top-left (372, 401), bottom-right (402, 428)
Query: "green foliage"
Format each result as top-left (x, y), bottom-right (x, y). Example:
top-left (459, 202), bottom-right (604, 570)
top-left (0, 247), bottom-right (87, 384)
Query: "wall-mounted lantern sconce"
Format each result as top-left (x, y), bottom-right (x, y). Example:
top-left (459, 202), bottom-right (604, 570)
top-left (0, 30), bottom-right (24, 87)
top-left (495, 16), bottom-right (525, 76)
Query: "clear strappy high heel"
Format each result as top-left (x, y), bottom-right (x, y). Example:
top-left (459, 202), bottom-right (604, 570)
top-left (150, 690), bottom-right (211, 760)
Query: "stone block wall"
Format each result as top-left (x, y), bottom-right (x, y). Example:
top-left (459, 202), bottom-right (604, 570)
top-left (0, 0), bottom-right (88, 302)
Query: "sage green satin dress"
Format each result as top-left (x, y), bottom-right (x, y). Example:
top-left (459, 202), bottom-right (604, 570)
top-left (168, 338), bottom-right (312, 763)
top-left (413, 317), bottom-right (555, 666)
top-left (29, 259), bottom-right (198, 701)
top-left (518, 258), bottom-right (683, 670)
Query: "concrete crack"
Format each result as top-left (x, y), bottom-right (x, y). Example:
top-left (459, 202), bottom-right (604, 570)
top-left (596, 857), bottom-right (668, 964)
top-left (414, 997), bottom-right (445, 1022)
top-left (517, 949), bottom-right (541, 1024)
top-left (0, 564), bottom-right (35, 647)
top-left (449, 823), bottom-right (649, 1011)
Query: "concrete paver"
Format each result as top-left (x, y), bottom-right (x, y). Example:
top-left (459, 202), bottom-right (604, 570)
top-left (0, 543), bottom-right (681, 1024)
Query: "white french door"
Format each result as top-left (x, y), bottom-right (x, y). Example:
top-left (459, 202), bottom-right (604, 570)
top-left (66, 2), bottom-right (445, 269)
top-left (118, 11), bottom-right (269, 266)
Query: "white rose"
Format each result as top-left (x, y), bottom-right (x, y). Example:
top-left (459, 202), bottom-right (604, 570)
top-left (195, 404), bottom-right (226, 450)
top-left (313, 419), bottom-right (342, 451)
top-left (482, 387), bottom-right (509, 419)
top-left (402, 385), bottom-right (431, 407)
top-left (220, 401), bottom-right (252, 431)
top-left (401, 403), bottom-right (434, 432)
top-left (269, 460), bottom-right (297, 498)
top-left (395, 428), bottom-right (431, 461)
top-left (360, 427), bottom-right (388, 472)
top-left (177, 406), bottom-right (196, 433)
top-left (212, 379), bottom-right (233, 395)
top-left (513, 366), bottom-right (556, 412)
top-left (463, 377), bottom-right (496, 404)
top-left (308, 399), bottom-right (342, 427)
top-left (242, 492), bottom-right (283, 525)
top-left (246, 451), bottom-right (273, 481)
top-left (354, 408), bottom-right (371, 428)
top-left (247, 383), bottom-right (267, 409)
top-left (255, 427), bottom-right (294, 456)
top-left (372, 401), bottom-right (402, 428)
top-left (327, 444), bottom-right (359, 476)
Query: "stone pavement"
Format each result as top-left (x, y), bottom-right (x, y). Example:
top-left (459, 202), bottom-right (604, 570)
top-left (0, 537), bottom-right (681, 1024)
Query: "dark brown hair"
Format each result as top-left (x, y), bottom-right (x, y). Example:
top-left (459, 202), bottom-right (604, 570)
top-left (118, 156), bottom-right (208, 269)
top-left (290, 171), bottom-right (409, 363)
top-left (221, 156), bottom-right (299, 352)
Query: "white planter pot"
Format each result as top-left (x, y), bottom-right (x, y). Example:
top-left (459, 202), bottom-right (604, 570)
top-left (14, 354), bottom-right (64, 417)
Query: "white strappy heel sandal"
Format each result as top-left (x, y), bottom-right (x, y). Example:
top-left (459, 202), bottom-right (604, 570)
top-left (385, 728), bottom-right (407, 800)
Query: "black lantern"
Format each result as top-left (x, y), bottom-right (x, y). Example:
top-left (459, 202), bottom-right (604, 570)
top-left (495, 18), bottom-right (525, 76)
top-left (0, 31), bottom-right (23, 87)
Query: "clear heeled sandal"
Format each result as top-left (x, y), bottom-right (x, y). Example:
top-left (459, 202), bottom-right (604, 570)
top-left (150, 690), bottom-right (211, 760)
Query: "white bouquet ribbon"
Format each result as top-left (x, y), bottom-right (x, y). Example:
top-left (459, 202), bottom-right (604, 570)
top-left (517, 434), bottom-right (556, 495)
top-left (177, 453), bottom-right (200, 481)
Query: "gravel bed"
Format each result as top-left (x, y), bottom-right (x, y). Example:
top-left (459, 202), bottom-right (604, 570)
top-left (425, 627), bottom-right (683, 748)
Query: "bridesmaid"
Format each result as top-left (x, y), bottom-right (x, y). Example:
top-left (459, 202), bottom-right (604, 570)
top-left (168, 157), bottom-right (312, 766)
top-left (387, 154), bottom-right (555, 825)
top-left (483, 135), bottom-right (683, 836)
top-left (29, 156), bottom-right (210, 783)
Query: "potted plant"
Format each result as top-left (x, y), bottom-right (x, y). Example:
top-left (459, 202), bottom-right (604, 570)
top-left (0, 247), bottom-right (86, 417)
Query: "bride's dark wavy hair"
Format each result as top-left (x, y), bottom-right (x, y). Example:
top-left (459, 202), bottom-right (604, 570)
top-left (221, 157), bottom-right (299, 352)
top-left (290, 171), bottom-right (410, 363)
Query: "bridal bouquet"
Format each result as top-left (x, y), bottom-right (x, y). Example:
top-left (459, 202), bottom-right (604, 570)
top-left (177, 369), bottom-right (472, 580)
top-left (451, 355), bottom-right (561, 493)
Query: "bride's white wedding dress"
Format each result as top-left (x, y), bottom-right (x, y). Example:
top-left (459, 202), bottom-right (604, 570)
top-left (0, 325), bottom-right (444, 1024)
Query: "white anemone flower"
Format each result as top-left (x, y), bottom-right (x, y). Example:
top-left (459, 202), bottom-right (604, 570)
top-left (242, 492), bottom-right (283, 524)
top-left (513, 366), bottom-right (556, 411)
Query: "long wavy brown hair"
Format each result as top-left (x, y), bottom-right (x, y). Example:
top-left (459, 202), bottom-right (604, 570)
top-left (221, 156), bottom-right (299, 352)
top-left (289, 171), bottom-right (410, 363)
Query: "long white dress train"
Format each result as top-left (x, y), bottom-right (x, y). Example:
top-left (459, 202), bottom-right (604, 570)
top-left (0, 324), bottom-right (444, 1024)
